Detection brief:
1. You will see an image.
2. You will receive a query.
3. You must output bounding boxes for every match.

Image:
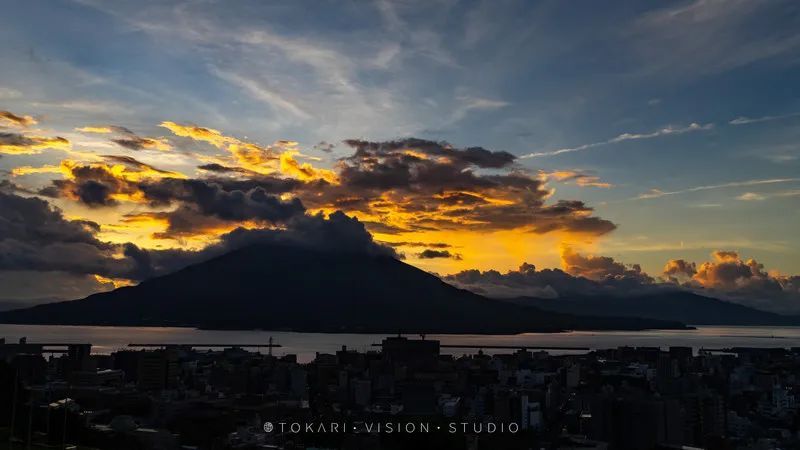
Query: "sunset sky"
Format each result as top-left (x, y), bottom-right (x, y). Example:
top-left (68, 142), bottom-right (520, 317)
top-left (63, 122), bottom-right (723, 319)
top-left (1, 1), bottom-right (799, 310)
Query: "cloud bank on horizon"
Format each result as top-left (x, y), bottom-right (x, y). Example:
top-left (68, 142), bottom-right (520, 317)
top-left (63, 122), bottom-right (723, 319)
top-left (0, 0), bottom-right (799, 311)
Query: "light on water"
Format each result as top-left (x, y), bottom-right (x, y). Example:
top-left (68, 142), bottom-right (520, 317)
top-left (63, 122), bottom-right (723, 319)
top-left (1, 324), bottom-right (799, 363)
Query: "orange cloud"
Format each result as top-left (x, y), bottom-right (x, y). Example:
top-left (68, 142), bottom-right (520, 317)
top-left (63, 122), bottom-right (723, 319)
top-left (662, 251), bottom-right (799, 303)
top-left (561, 247), bottom-right (651, 282)
top-left (544, 170), bottom-right (612, 188)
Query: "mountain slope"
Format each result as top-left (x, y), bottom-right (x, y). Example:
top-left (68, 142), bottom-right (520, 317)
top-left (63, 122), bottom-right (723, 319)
top-left (0, 244), bottom-right (687, 333)
top-left (506, 291), bottom-right (798, 326)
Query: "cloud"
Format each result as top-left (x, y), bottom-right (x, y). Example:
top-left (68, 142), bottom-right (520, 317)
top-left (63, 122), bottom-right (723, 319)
top-left (161, 121), bottom-right (320, 177)
top-left (141, 178), bottom-right (306, 224)
top-left (112, 136), bottom-right (171, 151)
top-left (0, 88), bottom-right (22, 100)
top-left (637, 177), bottom-right (800, 199)
top-left (0, 191), bottom-right (136, 279)
top-left (443, 260), bottom-right (655, 300)
top-left (443, 96), bottom-right (509, 126)
top-left (314, 138), bottom-right (616, 235)
top-left (737, 192), bottom-right (765, 201)
top-left (662, 259), bottom-right (697, 283)
top-left (543, 170), bottom-right (612, 188)
top-left (75, 125), bottom-right (133, 134)
top-left (0, 132), bottom-right (70, 155)
top-left (211, 68), bottom-right (311, 120)
top-left (521, 123), bottom-right (713, 158)
top-left (417, 249), bottom-right (462, 260)
top-left (561, 247), bottom-right (653, 283)
top-left (0, 111), bottom-right (37, 128)
top-left (631, 0), bottom-right (800, 77)
top-left (279, 150), bottom-right (338, 183)
top-left (662, 251), bottom-right (800, 312)
top-left (160, 121), bottom-right (231, 148)
top-left (342, 138), bottom-right (516, 169)
top-left (380, 241), bottom-right (452, 249)
top-left (37, 157), bottom-right (186, 207)
top-left (444, 248), bottom-right (800, 313)
top-left (314, 141), bottom-right (335, 153)
top-left (197, 163), bottom-right (254, 174)
top-left (729, 112), bottom-right (800, 125)
top-left (0, 190), bottom-right (394, 291)
top-left (11, 165), bottom-right (63, 177)
top-left (737, 189), bottom-right (800, 201)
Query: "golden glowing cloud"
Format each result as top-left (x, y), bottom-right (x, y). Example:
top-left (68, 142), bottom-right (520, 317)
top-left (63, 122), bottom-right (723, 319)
top-left (544, 170), bottom-right (612, 188)
top-left (75, 126), bottom-right (116, 134)
top-left (280, 151), bottom-right (339, 183)
top-left (0, 135), bottom-right (71, 155)
top-left (93, 274), bottom-right (136, 289)
top-left (11, 164), bottom-right (64, 176)
top-left (160, 121), bottom-right (232, 148)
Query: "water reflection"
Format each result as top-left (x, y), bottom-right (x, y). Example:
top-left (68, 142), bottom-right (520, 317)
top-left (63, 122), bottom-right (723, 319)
top-left (1, 324), bottom-right (798, 363)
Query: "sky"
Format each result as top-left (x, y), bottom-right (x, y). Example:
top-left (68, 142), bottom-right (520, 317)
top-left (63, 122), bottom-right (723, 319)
top-left (1, 0), bottom-right (799, 311)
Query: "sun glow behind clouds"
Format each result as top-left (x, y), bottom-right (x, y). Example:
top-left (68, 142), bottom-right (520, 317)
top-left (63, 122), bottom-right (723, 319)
top-left (0, 111), bottom-right (623, 278)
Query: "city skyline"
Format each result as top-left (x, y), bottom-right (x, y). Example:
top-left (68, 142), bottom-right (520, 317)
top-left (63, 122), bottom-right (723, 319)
top-left (1, 0), bottom-right (799, 311)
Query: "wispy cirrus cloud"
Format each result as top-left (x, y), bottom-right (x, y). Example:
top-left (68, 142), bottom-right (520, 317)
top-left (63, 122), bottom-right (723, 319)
top-left (730, 111), bottom-right (800, 125)
top-left (210, 68), bottom-right (311, 120)
top-left (737, 189), bottom-right (800, 201)
top-left (631, 0), bottom-right (800, 77)
top-left (521, 122), bottom-right (713, 158)
top-left (637, 178), bottom-right (800, 200)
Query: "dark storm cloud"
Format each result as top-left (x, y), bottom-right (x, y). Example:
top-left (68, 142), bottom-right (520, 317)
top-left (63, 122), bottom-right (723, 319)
top-left (0, 191), bottom-right (138, 278)
top-left (138, 178), bottom-right (305, 224)
top-left (417, 249), bottom-right (462, 260)
top-left (0, 190), bottom-right (395, 288)
top-left (38, 157), bottom-right (306, 227)
top-left (42, 164), bottom-right (133, 207)
top-left (37, 156), bottom-right (185, 207)
top-left (123, 210), bottom-right (397, 279)
top-left (342, 138), bottom-right (516, 169)
top-left (294, 138), bottom-right (618, 236)
top-left (380, 241), bottom-right (452, 249)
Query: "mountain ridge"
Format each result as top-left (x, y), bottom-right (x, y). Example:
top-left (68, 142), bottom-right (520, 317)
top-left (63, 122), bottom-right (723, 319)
top-left (503, 291), bottom-right (800, 326)
top-left (0, 244), bottom-right (687, 333)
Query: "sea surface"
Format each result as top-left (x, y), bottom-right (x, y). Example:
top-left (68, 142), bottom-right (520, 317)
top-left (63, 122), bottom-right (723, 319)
top-left (2, 324), bottom-right (800, 363)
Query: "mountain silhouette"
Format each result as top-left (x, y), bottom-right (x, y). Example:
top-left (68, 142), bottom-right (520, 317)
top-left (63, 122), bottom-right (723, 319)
top-left (506, 292), bottom-right (800, 326)
top-left (0, 244), bottom-right (686, 333)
